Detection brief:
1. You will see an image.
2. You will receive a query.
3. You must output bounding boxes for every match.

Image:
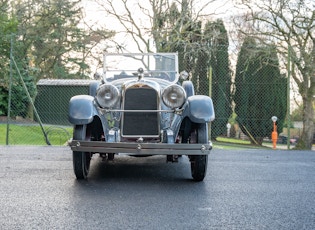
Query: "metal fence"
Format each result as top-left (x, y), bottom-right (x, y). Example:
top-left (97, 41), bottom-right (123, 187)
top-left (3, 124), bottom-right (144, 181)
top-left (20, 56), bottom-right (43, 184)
top-left (0, 34), bottom-right (295, 146)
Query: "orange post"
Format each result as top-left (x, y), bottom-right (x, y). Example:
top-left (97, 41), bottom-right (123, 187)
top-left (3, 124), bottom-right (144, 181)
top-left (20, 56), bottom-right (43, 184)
top-left (271, 121), bottom-right (278, 149)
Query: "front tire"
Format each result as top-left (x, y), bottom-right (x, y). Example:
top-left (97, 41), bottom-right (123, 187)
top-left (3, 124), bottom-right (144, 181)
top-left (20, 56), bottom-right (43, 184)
top-left (190, 123), bottom-right (208, 181)
top-left (73, 125), bottom-right (91, 179)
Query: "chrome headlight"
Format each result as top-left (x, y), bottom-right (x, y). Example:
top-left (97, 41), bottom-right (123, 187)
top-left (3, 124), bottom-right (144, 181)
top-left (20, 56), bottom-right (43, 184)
top-left (96, 84), bottom-right (120, 108)
top-left (162, 84), bottom-right (186, 109)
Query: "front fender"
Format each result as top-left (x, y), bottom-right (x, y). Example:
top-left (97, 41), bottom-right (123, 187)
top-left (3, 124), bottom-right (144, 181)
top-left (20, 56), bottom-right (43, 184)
top-left (68, 95), bottom-right (98, 125)
top-left (182, 80), bottom-right (194, 97)
top-left (185, 95), bottom-right (215, 123)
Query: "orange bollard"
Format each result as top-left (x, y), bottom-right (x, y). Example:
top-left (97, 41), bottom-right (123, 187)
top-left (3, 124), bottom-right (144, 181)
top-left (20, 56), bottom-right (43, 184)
top-left (271, 120), bottom-right (278, 149)
top-left (272, 130), bottom-right (278, 149)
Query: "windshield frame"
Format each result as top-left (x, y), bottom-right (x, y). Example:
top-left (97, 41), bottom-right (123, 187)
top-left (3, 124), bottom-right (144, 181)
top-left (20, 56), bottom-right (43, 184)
top-left (102, 53), bottom-right (179, 83)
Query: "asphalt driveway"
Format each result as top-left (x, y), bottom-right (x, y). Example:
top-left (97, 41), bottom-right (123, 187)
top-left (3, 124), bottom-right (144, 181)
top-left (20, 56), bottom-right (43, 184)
top-left (0, 146), bottom-right (314, 229)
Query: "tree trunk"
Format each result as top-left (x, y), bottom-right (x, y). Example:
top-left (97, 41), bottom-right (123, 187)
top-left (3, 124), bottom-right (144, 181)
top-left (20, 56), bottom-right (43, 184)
top-left (297, 97), bottom-right (314, 149)
top-left (248, 136), bottom-right (263, 145)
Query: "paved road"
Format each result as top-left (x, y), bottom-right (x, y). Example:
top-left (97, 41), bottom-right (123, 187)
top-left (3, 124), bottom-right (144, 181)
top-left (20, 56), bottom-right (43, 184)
top-left (0, 146), bottom-right (314, 230)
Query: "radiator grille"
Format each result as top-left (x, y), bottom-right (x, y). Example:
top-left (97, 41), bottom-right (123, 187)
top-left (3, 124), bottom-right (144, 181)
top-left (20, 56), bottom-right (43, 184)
top-left (122, 87), bottom-right (159, 137)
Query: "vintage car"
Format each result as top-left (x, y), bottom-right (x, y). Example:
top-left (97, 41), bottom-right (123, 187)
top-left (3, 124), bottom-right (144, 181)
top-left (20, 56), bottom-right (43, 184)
top-left (68, 53), bottom-right (215, 181)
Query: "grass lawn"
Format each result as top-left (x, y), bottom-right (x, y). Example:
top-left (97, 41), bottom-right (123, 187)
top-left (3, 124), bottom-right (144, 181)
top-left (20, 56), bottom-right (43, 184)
top-left (216, 136), bottom-right (251, 145)
top-left (214, 136), bottom-right (271, 149)
top-left (0, 124), bottom-right (73, 145)
top-left (1, 124), bottom-right (275, 149)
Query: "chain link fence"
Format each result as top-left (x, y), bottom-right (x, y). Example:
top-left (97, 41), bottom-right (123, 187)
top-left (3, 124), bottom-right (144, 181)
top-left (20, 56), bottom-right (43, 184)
top-left (1, 34), bottom-right (296, 146)
top-left (0, 34), bottom-right (75, 145)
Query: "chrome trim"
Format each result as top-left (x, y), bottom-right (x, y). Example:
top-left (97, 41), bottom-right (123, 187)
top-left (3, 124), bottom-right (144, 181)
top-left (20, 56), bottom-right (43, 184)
top-left (69, 140), bottom-right (212, 155)
top-left (101, 109), bottom-right (174, 113)
top-left (103, 53), bottom-right (179, 84)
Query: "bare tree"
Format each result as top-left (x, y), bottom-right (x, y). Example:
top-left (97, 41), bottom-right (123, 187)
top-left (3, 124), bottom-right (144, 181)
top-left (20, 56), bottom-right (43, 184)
top-left (233, 0), bottom-right (315, 149)
top-left (95, 0), bottom-right (219, 53)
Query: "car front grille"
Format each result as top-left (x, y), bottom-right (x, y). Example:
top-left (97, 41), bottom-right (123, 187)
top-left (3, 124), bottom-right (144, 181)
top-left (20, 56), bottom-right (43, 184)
top-left (122, 87), bottom-right (159, 137)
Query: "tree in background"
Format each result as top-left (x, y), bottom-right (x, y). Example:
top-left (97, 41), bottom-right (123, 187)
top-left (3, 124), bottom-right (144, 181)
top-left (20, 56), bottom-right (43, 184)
top-left (234, 37), bottom-right (287, 145)
top-left (152, 15), bottom-right (232, 140)
top-left (13, 0), bottom-right (113, 80)
top-left (98, 0), bottom-right (219, 51)
top-left (0, 0), bottom-right (114, 118)
top-left (156, 1), bottom-right (199, 74)
top-left (0, 0), bottom-right (18, 115)
top-left (291, 103), bottom-right (315, 123)
top-left (204, 19), bottom-right (232, 139)
top-left (233, 0), bottom-right (314, 149)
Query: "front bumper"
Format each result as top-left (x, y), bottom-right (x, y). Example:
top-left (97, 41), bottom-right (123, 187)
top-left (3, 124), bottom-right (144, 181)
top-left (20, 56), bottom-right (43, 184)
top-left (69, 140), bottom-right (212, 155)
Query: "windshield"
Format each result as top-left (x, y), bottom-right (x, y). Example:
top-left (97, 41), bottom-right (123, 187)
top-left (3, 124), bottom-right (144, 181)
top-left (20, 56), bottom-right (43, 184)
top-left (103, 53), bottom-right (179, 83)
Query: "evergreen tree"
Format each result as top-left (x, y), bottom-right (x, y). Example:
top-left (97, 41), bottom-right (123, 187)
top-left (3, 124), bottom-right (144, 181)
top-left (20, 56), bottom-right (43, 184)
top-left (194, 48), bottom-right (209, 95)
top-left (234, 37), bottom-right (287, 145)
top-left (188, 20), bottom-right (204, 94)
top-left (157, 1), bottom-right (198, 76)
top-left (204, 20), bottom-right (232, 139)
top-left (156, 6), bottom-right (233, 142)
top-left (155, 2), bottom-right (211, 95)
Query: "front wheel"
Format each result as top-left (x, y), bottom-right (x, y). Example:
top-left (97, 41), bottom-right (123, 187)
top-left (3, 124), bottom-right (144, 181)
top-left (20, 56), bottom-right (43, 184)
top-left (190, 123), bottom-right (208, 181)
top-left (191, 155), bottom-right (208, 182)
top-left (73, 125), bottom-right (91, 179)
